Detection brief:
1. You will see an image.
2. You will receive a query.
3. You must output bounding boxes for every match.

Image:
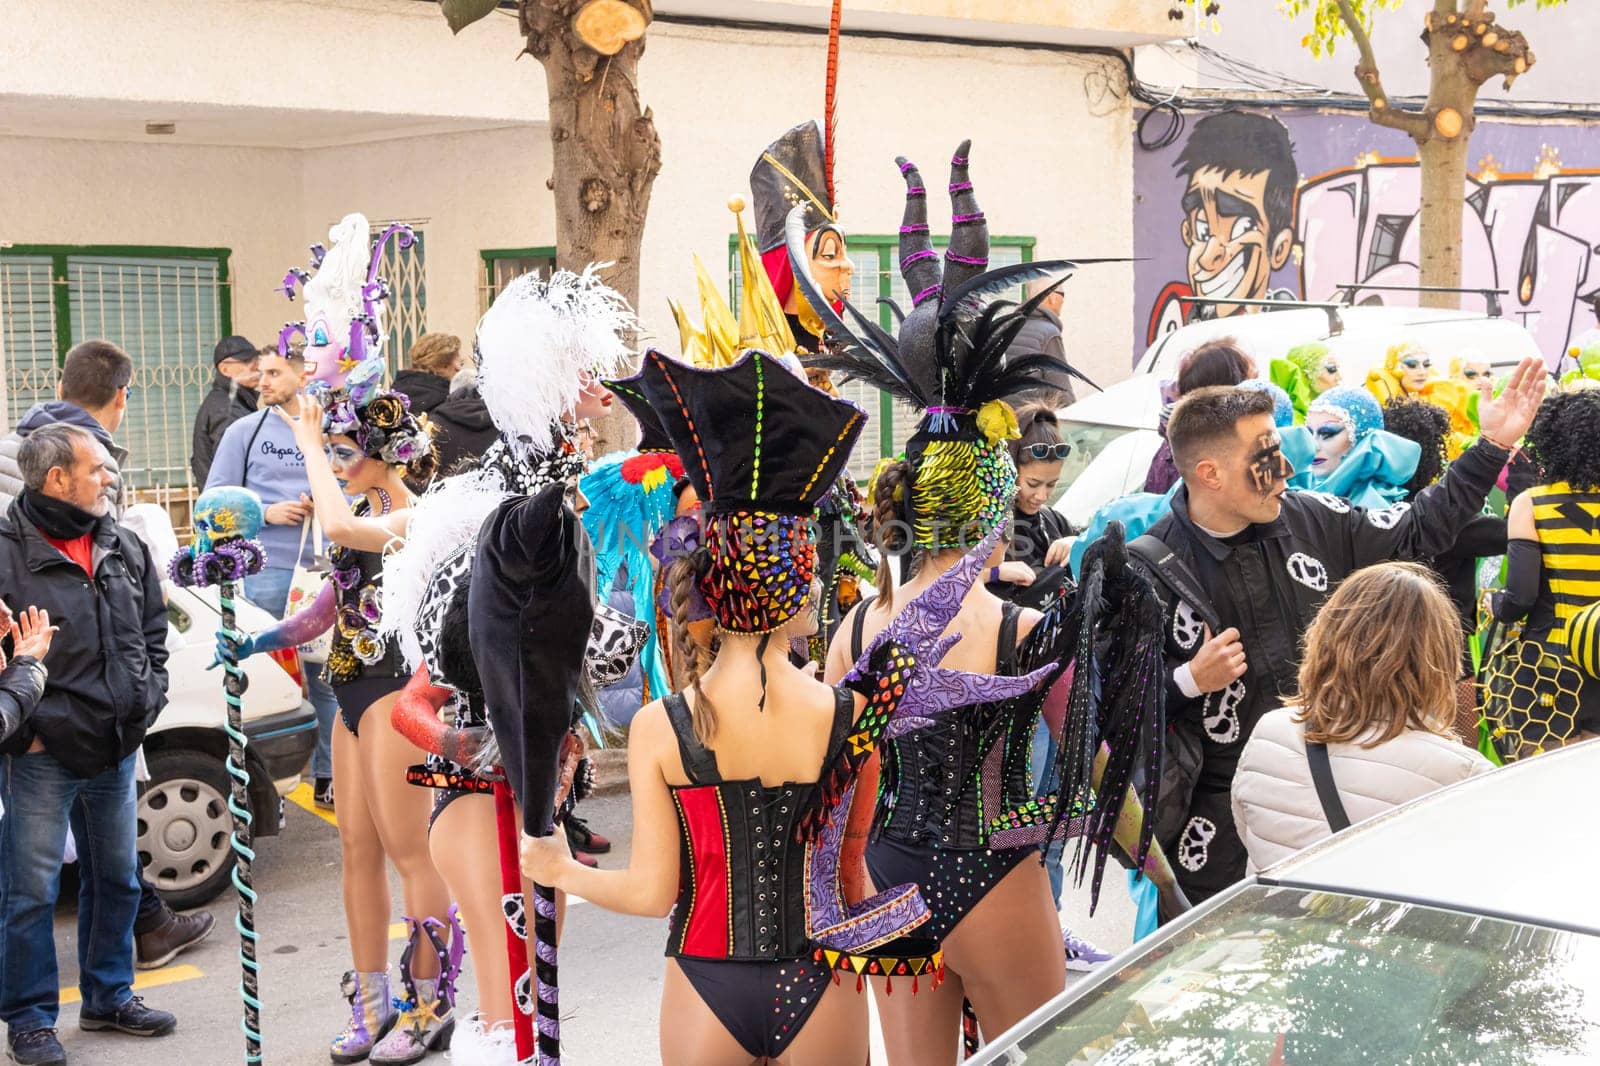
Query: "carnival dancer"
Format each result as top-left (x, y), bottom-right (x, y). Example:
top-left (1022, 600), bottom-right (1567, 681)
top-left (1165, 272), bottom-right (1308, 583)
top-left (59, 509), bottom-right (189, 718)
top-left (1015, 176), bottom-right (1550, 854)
top-left (1485, 387), bottom-right (1600, 757)
top-left (811, 143), bottom-right (1151, 1058)
top-left (377, 268), bottom-right (635, 1063)
top-left (520, 347), bottom-right (884, 1065)
top-left (1304, 386), bottom-right (1419, 509)
top-left (1365, 341), bottom-right (1477, 457)
top-left (223, 216), bottom-right (459, 1065)
top-left (1269, 340), bottom-right (1341, 422)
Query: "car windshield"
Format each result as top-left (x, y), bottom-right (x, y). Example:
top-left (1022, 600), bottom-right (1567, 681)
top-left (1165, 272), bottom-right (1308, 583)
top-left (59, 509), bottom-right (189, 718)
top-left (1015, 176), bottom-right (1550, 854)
top-left (1014, 885), bottom-right (1600, 1064)
top-left (1056, 421), bottom-right (1140, 498)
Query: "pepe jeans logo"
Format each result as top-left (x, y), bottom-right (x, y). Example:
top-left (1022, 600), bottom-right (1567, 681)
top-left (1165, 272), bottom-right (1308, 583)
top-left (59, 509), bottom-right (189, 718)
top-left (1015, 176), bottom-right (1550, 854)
top-left (260, 440), bottom-right (305, 464)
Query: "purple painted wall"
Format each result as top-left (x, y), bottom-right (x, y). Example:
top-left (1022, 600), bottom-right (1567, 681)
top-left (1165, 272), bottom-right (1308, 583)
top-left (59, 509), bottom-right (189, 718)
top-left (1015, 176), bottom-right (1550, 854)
top-left (1133, 108), bottom-right (1600, 365)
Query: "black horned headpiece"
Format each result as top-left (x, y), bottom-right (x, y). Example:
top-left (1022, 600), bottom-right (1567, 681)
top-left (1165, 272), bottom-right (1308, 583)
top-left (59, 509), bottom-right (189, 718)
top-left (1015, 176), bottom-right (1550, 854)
top-left (788, 140), bottom-right (1122, 426)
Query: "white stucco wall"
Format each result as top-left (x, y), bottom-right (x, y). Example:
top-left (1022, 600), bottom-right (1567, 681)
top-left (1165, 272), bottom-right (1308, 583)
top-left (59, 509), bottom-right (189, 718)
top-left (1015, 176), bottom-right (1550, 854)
top-left (3, 13), bottom-right (1138, 451)
top-left (639, 22), bottom-right (1135, 388)
top-left (0, 135), bottom-right (307, 343)
top-left (300, 125), bottom-right (556, 342)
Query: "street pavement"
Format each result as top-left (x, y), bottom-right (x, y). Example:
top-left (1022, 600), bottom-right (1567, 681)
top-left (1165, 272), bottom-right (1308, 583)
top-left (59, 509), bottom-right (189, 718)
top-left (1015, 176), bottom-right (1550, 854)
top-left (28, 787), bottom-right (1134, 1064)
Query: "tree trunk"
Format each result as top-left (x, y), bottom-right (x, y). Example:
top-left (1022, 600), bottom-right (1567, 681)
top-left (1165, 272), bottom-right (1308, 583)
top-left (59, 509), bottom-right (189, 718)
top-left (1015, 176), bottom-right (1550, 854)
top-left (1416, 131), bottom-right (1472, 308)
top-left (520, 1), bottom-right (661, 448)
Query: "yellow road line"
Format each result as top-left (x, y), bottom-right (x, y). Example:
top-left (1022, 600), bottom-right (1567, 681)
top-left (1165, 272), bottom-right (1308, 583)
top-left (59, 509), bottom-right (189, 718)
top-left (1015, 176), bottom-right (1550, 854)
top-left (61, 965), bottom-right (204, 1006)
top-left (287, 781), bottom-right (338, 827)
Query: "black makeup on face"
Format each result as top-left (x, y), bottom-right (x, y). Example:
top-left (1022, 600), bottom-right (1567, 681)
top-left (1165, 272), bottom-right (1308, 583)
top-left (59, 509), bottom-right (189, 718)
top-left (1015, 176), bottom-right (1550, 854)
top-left (1246, 431), bottom-right (1288, 496)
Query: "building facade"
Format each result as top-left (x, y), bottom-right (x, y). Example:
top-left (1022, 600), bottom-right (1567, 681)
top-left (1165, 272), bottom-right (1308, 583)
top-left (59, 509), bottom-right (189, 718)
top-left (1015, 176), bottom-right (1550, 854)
top-left (1, 0), bottom-right (1182, 505)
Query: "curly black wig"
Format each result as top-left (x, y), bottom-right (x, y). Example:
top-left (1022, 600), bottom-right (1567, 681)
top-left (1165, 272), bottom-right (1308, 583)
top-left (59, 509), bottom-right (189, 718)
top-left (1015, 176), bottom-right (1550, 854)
top-left (1382, 398), bottom-right (1450, 499)
top-left (1526, 389), bottom-right (1600, 491)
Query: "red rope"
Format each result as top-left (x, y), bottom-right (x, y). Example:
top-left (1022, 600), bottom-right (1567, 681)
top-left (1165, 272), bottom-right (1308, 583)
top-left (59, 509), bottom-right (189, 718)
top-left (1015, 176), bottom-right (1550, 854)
top-left (824, 0), bottom-right (842, 210)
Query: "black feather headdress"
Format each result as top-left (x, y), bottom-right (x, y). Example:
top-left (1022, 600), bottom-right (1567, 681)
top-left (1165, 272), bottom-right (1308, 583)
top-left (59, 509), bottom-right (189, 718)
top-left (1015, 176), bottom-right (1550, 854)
top-left (788, 140), bottom-right (1123, 429)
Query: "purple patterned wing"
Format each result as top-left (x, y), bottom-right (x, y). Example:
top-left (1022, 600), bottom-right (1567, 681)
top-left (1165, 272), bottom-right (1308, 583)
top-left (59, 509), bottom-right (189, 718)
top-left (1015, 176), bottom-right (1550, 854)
top-left (845, 519), bottom-right (1056, 727)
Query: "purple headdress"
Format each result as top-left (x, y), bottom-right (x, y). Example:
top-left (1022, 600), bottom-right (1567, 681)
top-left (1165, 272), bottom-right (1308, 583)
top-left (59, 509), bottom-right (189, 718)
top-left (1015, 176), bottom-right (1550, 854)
top-left (276, 212), bottom-right (415, 393)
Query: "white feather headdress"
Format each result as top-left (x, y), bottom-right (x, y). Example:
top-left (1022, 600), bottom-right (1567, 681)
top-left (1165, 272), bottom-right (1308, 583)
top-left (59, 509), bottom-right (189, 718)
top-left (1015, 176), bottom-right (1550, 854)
top-left (475, 266), bottom-right (636, 454)
top-left (379, 469), bottom-right (509, 672)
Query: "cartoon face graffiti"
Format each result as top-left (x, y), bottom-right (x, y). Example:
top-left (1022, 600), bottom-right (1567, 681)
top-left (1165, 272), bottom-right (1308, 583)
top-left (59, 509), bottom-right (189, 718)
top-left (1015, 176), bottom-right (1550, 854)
top-left (1306, 408), bottom-right (1355, 475)
top-left (1175, 112), bottom-right (1298, 319)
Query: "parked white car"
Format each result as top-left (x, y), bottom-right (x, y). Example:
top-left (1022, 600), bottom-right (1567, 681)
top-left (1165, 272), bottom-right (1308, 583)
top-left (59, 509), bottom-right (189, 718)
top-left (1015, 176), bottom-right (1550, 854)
top-left (1051, 303), bottom-right (1545, 528)
top-left (124, 504), bottom-right (317, 909)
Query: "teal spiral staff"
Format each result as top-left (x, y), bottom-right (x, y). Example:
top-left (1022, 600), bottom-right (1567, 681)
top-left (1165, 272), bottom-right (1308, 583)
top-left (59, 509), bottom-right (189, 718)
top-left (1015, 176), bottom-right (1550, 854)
top-left (175, 486), bottom-right (268, 1063)
top-left (219, 581), bottom-right (263, 1063)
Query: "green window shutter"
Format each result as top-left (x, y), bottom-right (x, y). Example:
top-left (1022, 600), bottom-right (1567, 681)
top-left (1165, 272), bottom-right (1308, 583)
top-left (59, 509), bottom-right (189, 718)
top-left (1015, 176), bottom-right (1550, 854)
top-left (479, 248), bottom-right (557, 315)
top-left (0, 256), bottom-right (62, 428)
top-left (67, 254), bottom-right (223, 491)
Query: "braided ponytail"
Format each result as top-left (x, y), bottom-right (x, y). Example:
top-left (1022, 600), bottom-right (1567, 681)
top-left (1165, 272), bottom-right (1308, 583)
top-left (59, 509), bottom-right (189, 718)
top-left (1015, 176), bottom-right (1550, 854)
top-left (868, 458), bottom-right (912, 610)
top-left (667, 555), bottom-right (719, 745)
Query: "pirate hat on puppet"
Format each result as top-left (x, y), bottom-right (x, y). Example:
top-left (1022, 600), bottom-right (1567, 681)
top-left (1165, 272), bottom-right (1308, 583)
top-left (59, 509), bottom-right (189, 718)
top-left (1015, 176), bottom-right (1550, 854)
top-left (639, 347), bottom-right (865, 633)
top-left (752, 123), bottom-right (843, 350)
top-left (790, 141), bottom-right (1120, 549)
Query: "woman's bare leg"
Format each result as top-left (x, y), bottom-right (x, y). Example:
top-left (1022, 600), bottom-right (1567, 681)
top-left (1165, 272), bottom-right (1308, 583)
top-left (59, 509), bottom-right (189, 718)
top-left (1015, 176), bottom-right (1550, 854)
top-left (941, 859), bottom-right (1065, 1040)
top-left (360, 691), bottom-right (452, 979)
top-left (333, 720), bottom-right (391, 972)
top-left (871, 964), bottom-right (965, 1065)
top-left (430, 792), bottom-right (512, 1025)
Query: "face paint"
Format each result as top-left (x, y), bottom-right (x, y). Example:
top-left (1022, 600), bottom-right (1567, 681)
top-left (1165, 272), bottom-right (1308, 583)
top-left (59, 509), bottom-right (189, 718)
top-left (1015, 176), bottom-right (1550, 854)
top-left (1246, 430), bottom-right (1288, 497)
top-left (1306, 409), bottom-right (1355, 475)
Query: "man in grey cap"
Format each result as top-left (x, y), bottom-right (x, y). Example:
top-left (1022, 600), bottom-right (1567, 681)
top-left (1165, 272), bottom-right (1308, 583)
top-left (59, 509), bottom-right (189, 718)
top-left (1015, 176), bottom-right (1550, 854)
top-left (189, 336), bottom-right (260, 486)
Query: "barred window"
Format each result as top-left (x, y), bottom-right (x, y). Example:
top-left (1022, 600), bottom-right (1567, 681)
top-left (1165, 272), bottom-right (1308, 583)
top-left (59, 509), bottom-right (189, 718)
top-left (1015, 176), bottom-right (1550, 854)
top-left (2, 246), bottom-right (229, 504)
top-left (479, 247), bottom-right (557, 315)
top-left (374, 223), bottom-right (427, 374)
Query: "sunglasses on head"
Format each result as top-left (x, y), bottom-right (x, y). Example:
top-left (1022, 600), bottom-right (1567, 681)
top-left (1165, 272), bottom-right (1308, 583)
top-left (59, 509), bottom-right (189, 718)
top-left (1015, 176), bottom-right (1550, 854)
top-left (1024, 442), bottom-right (1071, 461)
top-left (1400, 357), bottom-right (1432, 370)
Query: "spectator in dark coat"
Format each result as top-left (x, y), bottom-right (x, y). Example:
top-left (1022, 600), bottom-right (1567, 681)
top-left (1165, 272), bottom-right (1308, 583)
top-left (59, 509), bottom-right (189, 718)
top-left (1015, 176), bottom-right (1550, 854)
top-left (427, 368), bottom-right (497, 478)
top-left (390, 332), bottom-right (463, 417)
top-left (0, 424), bottom-right (180, 1061)
top-left (1144, 338), bottom-right (1256, 494)
top-left (189, 336), bottom-right (260, 487)
top-left (1008, 276), bottom-right (1080, 408)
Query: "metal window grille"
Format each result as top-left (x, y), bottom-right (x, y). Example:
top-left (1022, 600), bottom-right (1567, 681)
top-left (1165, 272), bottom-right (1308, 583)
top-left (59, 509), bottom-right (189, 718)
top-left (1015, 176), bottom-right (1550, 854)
top-left (0, 257), bottom-right (60, 428)
top-left (727, 235), bottom-right (1033, 480)
top-left (478, 249), bottom-right (557, 316)
top-left (1, 249), bottom-right (230, 528)
top-left (375, 225), bottom-right (427, 374)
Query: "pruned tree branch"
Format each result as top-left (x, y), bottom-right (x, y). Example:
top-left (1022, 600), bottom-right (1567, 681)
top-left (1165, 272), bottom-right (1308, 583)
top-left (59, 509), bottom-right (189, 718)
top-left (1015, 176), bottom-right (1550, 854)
top-left (1333, 0), bottom-right (1430, 137)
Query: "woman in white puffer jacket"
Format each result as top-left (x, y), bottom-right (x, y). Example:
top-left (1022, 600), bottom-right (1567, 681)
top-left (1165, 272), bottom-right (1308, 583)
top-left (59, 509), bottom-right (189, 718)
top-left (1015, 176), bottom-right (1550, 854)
top-left (1232, 561), bottom-right (1494, 873)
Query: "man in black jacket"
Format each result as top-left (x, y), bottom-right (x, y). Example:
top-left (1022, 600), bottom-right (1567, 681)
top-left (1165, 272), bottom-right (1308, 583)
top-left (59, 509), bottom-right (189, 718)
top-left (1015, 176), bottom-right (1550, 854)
top-left (1141, 358), bottom-right (1546, 904)
top-left (189, 335), bottom-right (260, 487)
top-left (0, 424), bottom-right (179, 1064)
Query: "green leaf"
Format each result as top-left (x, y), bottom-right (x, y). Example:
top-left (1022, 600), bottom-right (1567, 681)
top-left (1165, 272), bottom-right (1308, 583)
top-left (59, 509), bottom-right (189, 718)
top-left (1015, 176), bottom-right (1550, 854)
top-left (439, 0), bottom-right (502, 34)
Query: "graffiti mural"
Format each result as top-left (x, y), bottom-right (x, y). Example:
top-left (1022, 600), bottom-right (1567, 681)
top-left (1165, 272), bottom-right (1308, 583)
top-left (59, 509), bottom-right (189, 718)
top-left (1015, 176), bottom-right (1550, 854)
top-left (1134, 109), bottom-right (1600, 365)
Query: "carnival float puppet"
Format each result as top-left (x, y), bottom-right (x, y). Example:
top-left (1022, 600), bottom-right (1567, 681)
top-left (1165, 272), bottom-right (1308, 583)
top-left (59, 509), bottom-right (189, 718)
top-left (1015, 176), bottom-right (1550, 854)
top-left (277, 212), bottom-right (416, 393)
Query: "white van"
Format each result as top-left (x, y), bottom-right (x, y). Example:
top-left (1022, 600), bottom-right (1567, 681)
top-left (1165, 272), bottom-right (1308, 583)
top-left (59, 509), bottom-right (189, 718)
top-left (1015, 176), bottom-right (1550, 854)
top-left (123, 504), bottom-right (317, 908)
top-left (1052, 304), bottom-right (1545, 528)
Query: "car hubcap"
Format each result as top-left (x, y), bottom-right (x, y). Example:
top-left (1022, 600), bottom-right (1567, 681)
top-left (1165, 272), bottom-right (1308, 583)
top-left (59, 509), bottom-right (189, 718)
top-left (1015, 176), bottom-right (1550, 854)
top-left (138, 777), bottom-right (232, 893)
